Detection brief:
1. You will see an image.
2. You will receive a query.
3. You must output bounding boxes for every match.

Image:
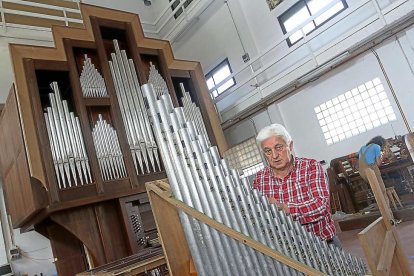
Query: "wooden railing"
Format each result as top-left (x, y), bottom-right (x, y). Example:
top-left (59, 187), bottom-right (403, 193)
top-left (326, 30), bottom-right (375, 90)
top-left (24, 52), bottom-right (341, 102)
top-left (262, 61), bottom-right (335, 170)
top-left (0, 0), bottom-right (83, 30)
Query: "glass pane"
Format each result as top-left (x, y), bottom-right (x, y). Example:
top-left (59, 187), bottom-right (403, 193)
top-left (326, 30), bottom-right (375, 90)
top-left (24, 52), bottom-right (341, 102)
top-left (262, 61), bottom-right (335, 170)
top-left (302, 22), bottom-right (315, 35)
top-left (284, 6), bottom-right (311, 33)
top-left (307, 0), bottom-right (334, 14)
top-left (213, 65), bottom-right (231, 85)
top-left (315, 2), bottom-right (345, 26)
top-left (212, 90), bottom-right (218, 98)
top-left (217, 79), bottom-right (235, 94)
top-left (206, 77), bottom-right (215, 90)
top-left (289, 31), bottom-right (303, 44)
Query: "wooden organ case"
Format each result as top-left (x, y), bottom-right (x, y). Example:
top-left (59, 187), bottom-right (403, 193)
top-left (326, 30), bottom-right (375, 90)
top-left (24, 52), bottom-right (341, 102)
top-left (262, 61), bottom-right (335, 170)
top-left (0, 4), bottom-right (227, 276)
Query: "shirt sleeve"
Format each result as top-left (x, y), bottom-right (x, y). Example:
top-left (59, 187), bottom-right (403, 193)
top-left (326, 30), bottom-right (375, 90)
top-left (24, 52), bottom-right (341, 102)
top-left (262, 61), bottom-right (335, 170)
top-left (287, 161), bottom-right (330, 223)
top-left (252, 170), bottom-right (261, 190)
top-left (373, 144), bottom-right (381, 159)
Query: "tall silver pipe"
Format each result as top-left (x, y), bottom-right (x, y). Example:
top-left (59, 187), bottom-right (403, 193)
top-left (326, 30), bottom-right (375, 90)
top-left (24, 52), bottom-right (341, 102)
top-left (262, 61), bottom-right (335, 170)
top-left (44, 112), bottom-right (63, 189)
top-left (45, 82), bottom-right (92, 187)
top-left (109, 40), bottom-right (161, 174)
top-left (110, 53), bottom-right (145, 173)
top-left (142, 84), bottom-right (213, 276)
top-left (80, 54), bottom-right (108, 97)
top-left (92, 115), bottom-right (127, 181)
top-left (155, 96), bottom-right (227, 275)
top-left (148, 62), bottom-right (168, 98)
top-left (171, 113), bottom-right (248, 275)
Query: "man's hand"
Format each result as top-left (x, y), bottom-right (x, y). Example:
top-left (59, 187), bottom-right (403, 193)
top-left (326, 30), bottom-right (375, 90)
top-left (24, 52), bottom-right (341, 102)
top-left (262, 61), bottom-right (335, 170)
top-left (268, 197), bottom-right (290, 214)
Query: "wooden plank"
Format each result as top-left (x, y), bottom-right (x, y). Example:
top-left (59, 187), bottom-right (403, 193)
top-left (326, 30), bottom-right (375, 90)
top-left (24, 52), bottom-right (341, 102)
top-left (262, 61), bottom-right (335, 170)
top-left (170, 69), bottom-right (191, 78)
top-left (147, 182), bottom-right (192, 276)
top-left (146, 181), bottom-right (323, 276)
top-left (22, 0), bottom-right (79, 10)
top-left (4, 13), bottom-right (66, 28)
top-left (67, 22), bottom-right (83, 28)
top-left (76, 255), bottom-right (165, 276)
top-left (358, 219), bottom-right (405, 276)
top-left (0, 87), bottom-right (40, 227)
top-left (66, 11), bottom-right (82, 20)
top-left (365, 169), bottom-right (393, 228)
top-left (377, 230), bottom-right (396, 275)
top-left (2, 2), bottom-right (64, 16)
top-left (359, 218), bottom-right (388, 275)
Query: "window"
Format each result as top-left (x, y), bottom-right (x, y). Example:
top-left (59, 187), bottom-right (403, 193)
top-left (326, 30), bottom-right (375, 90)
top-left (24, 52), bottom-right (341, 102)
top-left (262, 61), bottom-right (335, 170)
top-left (223, 137), bottom-right (263, 178)
top-left (278, 0), bottom-right (348, 46)
top-left (169, 0), bottom-right (193, 19)
top-left (315, 77), bottom-right (397, 145)
top-left (205, 59), bottom-right (236, 99)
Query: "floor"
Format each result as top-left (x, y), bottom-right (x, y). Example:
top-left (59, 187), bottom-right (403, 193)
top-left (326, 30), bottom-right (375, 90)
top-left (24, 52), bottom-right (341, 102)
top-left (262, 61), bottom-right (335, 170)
top-left (338, 219), bottom-right (414, 273)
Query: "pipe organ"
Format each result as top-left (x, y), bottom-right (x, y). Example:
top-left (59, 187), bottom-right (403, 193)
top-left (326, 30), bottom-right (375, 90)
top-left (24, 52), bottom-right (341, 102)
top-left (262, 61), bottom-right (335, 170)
top-left (0, 4), bottom-right (226, 275)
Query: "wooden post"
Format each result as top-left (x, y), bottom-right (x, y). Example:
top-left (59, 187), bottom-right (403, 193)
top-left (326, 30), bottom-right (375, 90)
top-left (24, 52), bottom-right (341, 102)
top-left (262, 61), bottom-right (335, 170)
top-left (146, 180), bottom-right (193, 276)
top-left (358, 168), bottom-right (412, 276)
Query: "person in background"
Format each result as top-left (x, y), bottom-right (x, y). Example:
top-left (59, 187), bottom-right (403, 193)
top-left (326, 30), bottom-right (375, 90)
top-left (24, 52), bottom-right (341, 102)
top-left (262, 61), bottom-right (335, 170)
top-left (358, 136), bottom-right (389, 204)
top-left (252, 124), bottom-right (340, 247)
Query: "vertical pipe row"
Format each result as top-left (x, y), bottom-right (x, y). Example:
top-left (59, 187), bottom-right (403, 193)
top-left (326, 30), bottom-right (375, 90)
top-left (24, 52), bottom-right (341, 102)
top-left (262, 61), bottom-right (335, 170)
top-left (44, 82), bottom-right (92, 188)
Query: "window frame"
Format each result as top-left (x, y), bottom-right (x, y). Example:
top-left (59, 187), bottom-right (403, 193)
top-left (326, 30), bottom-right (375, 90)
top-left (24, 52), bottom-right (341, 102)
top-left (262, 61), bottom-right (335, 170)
top-left (205, 58), bottom-right (236, 99)
top-left (278, 0), bottom-right (348, 47)
top-left (169, 0), bottom-right (194, 19)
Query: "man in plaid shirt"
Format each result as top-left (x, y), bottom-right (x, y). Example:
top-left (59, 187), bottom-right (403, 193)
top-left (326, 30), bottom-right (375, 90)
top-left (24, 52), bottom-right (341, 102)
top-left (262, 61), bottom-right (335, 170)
top-left (253, 124), bottom-right (339, 246)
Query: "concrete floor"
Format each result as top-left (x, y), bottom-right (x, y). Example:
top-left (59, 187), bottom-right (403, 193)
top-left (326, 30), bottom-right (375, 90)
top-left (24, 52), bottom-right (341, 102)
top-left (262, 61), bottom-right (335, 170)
top-left (338, 220), bottom-right (414, 273)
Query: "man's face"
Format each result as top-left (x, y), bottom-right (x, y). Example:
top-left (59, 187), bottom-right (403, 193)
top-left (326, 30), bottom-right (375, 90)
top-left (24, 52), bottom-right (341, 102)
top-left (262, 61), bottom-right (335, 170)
top-left (261, 136), bottom-right (293, 171)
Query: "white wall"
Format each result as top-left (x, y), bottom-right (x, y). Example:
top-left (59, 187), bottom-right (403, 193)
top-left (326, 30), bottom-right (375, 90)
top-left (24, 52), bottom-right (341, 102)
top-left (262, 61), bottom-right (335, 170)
top-left (0, 182), bottom-right (57, 276)
top-left (169, 0), bottom-right (414, 124)
top-left (274, 36), bottom-right (413, 164)
top-left (224, 104), bottom-right (284, 147)
top-left (82, 0), bottom-right (156, 24)
top-left (172, 1), bottom-right (246, 77)
top-left (225, 29), bottom-right (414, 166)
top-left (10, 229), bottom-right (57, 276)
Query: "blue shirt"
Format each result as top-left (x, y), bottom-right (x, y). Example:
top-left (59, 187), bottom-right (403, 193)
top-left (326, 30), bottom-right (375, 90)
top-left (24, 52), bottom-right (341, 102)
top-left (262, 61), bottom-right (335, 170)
top-left (359, 144), bottom-right (381, 165)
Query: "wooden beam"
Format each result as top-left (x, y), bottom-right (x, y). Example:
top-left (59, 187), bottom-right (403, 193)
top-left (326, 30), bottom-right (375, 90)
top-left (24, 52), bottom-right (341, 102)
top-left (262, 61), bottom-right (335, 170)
top-left (377, 230), bottom-right (396, 275)
top-left (147, 182), bottom-right (192, 276)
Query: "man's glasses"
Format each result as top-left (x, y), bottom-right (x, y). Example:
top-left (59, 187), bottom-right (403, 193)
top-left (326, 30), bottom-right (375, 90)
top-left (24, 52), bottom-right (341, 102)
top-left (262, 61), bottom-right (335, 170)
top-left (262, 144), bottom-right (286, 156)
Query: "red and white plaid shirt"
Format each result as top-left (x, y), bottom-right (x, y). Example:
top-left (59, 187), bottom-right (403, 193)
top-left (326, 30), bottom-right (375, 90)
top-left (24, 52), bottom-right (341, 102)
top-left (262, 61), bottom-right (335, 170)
top-left (253, 157), bottom-right (336, 240)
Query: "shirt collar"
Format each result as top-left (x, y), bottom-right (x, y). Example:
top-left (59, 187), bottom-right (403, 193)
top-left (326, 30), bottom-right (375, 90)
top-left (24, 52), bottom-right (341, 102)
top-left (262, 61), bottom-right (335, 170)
top-left (267, 155), bottom-right (297, 179)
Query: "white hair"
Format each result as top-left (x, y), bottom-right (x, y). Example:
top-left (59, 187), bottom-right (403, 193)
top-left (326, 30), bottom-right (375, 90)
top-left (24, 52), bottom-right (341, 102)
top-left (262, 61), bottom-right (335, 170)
top-left (256, 124), bottom-right (292, 146)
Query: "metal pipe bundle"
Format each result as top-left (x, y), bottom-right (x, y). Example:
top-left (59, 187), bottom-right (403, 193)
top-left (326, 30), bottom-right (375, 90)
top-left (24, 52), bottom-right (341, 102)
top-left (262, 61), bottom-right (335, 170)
top-left (148, 62), bottom-right (168, 99)
top-left (80, 54), bottom-right (108, 97)
top-left (180, 83), bottom-right (208, 139)
top-left (44, 81), bottom-right (92, 189)
top-left (142, 83), bottom-right (367, 275)
top-left (108, 40), bottom-right (161, 175)
top-left (92, 114), bottom-right (127, 181)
